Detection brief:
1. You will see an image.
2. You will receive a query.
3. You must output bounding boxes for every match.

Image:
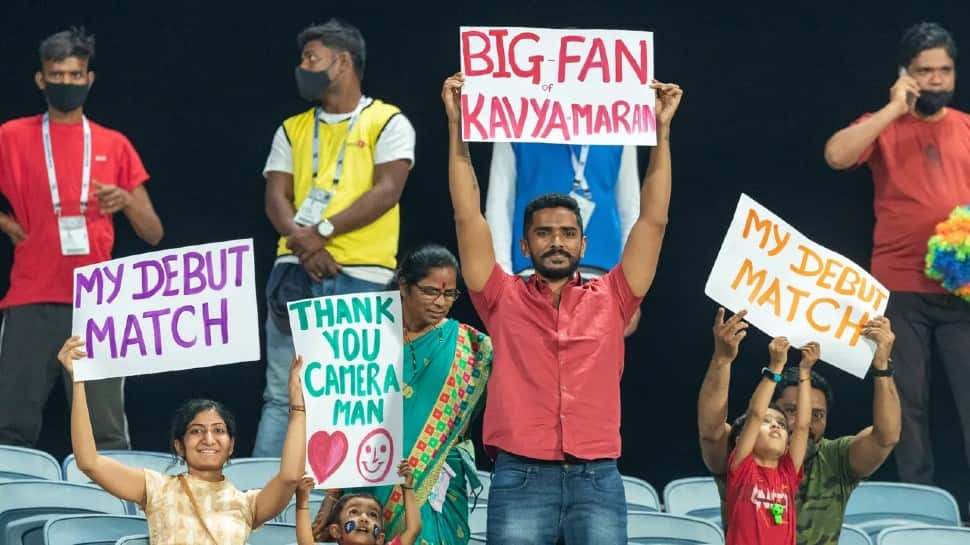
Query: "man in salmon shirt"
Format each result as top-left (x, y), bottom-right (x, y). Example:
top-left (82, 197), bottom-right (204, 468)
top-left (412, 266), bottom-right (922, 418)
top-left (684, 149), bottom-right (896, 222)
top-left (0, 28), bottom-right (163, 449)
top-left (824, 22), bottom-right (970, 486)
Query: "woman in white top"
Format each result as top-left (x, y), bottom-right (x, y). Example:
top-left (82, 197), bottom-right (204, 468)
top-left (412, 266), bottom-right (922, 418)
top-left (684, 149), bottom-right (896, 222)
top-left (58, 336), bottom-right (307, 545)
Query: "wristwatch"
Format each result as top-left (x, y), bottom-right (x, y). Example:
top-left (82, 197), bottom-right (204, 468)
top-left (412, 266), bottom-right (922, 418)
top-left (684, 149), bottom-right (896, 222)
top-left (871, 363), bottom-right (895, 378)
top-left (761, 367), bottom-right (782, 383)
top-left (317, 219), bottom-right (335, 238)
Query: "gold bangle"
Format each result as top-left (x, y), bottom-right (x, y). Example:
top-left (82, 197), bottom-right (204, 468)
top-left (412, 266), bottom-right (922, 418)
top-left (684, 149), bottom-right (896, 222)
top-left (290, 405), bottom-right (306, 412)
top-left (401, 485), bottom-right (413, 490)
top-left (296, 506), bottom-right (310, 510)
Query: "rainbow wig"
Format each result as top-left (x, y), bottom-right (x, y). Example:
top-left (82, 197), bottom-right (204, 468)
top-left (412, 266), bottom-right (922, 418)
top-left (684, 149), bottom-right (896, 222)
top-left (926, 205), bottom-right (970, 301)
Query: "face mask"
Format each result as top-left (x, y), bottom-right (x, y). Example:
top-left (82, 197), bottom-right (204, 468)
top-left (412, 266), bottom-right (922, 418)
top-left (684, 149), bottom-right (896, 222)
top-left (295, 61), bottom-right (336, 102)
top-left (915, 89), bottom-right (953, 116)
top-left (44, 82), bottom-right (90, 112)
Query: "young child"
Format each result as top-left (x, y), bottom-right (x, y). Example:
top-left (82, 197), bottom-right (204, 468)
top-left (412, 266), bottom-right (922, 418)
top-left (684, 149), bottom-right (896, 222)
top-left (296, 460), bottom-right (421, 545)
top-left (726, 336), bottom-right (819, 545)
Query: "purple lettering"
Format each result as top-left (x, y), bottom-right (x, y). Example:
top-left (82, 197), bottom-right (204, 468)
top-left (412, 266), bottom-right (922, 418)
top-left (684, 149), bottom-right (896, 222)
top-left (102, 264), bottom-right (125, 304)
top-left (132, 260), bottom-right (164, 300)
top-left (162, 254), bottom-right (180, 296)
top-left (85, 316), bottom-right (117, 359)
top-left (206, 249), bottom-right (228, 290)
top-left (75, 268), bottom-right (103, 309)
top-left (183, 252), bottom-right (207, 295)
top-left (226, 245), bottom-right (250, 288)
top-left (142, 308), bottom-right (171, 355)
top-left (120, 315), bottom-right (147, 357)
top-left (172, 305), bottom-right (197, 348)
top-left (203, 298), bottom-right (229, 346)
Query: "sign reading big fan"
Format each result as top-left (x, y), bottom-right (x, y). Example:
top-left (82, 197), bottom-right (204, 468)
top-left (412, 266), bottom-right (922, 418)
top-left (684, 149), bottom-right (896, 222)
top-left (288, 291), bottom-right (404, 489)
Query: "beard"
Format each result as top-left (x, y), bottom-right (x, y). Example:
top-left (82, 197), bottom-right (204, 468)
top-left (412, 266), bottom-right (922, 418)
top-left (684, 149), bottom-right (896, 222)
top-left (531, 249), bottom-right (580, 280)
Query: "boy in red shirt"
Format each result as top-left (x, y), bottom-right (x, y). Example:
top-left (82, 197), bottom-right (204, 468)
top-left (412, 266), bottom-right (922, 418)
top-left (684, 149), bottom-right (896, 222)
top-left (0, 28), bottom-right (163, 448)
top-left (726, 337), bottom-right (818, 545)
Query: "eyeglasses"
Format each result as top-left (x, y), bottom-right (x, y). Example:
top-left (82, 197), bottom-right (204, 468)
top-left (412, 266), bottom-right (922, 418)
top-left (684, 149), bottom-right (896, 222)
top-left (414, 285), bottom-right (461, 301)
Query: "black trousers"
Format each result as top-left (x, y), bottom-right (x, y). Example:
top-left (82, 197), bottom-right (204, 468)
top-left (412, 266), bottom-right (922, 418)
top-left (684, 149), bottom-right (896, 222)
top-left (887, 292), bottom-right (970, 484)
top-left (0, 303), bottom-right (129, 449)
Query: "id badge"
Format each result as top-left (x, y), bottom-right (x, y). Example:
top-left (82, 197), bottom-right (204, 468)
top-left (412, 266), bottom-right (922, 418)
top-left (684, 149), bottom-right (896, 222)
top-left (293, 188), bottom-right (333, 226)
top-left (427, 463), bottom-right (456, 513)
top-left (570, 190), bottom-right (596, 227)
top-left (58, 215), bottom-right (90, 256)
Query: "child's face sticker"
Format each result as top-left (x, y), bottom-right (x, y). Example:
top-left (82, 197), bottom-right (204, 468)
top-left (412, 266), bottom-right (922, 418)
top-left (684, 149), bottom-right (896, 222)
top-left (356, 428), bottom-right (393, 482)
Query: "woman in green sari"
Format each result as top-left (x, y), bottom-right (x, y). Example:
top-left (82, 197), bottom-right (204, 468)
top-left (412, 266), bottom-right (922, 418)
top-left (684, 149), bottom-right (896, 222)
top-left (312, 243), bottom-right (492, 545)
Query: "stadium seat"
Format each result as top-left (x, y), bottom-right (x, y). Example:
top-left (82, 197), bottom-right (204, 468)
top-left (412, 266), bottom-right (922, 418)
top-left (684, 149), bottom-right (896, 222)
top-left (876, 524), bottom-right (970, 545)
top-left (113, 536), bottom-right (149, 545)
top-left (839, 524), bottom-right (872, 545)
top-left (247, 522), bottom-right (298, 545)
top-left (0, 480), bottom-right (127, 545)
top-left (843, 482), bottom-right (960, 540)
top-left (62, 451), bottom-right (177, 483)
top-left (279, 499), bottom-right (323, 524)
top-left (627, 512), bottom-right (724, 544)
top-left (0, 446), bottom-right (61, 482)
top-left (223, 458), bottom-right (280, 491)
top-left (623, 476), bottom-right (661, 512)
top-left (43, 514), bottom-right (148, 545)
top-left (663, 477), bottom-right (721, 526)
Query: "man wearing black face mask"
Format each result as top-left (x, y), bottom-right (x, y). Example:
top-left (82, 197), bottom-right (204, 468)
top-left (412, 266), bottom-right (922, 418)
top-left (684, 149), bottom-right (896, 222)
top-left (0, 28), bottom-right (163, 449)
top-left (825, 22), bottom-right (970, 488)
top-left (255, 19), bottom-right (415, 456)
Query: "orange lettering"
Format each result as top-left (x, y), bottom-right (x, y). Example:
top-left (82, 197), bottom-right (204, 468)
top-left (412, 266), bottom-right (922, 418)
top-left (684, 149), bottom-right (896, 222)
top-left (785, 286), bottom-right (811, 322)
top-left (731, 258), bottom-right (767, 303)
top-left (742, 209), bottom-right (773, 251)
top-left (806, 297), bottom-right (838, 333)
top-left (790, 244), bottom-right (823, 277)
top-left (834, 266), bottom-right (861, 296)
top-left (836, 306), bottom-right (870, 347)
top-left (756, 278), bottom-right (783, 317)
top-left (817, 258), bottom-right (844, 290)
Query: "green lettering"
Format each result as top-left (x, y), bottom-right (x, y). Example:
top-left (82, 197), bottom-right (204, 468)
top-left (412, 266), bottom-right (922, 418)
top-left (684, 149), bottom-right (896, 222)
top-left (343, 329), bottom-right (360, 360)
top-left (377, 296), bottom-right (395, 324)
top-left (333, 399), bottom-right (351, 426)
top-left (313, 298), bottom-right (334, 329)
top-left (367, 398), bottom-right (384, 424)
top-left (350, 400), bottom-right (365, 425)
top-left (366, 362), bottom-right (381, 396)
top-left (322, 329), bottom-right (340, 358)
top-left (340, 365), bottom-right (355, 397)
top-left (355, 364), bottom-right (365, 396)
top-left (336, 299), bottom-right (353, 324)
top-left (362, 329), bottom-right (380, 360)
top-left (288, 300), bottom-right (313, 331)
top-left (352, 297), bottom-right (373, 324)
top-left (324, 364), bottom-right (340, 395)
top-left (304, 361), bottom-right (324, 397)
top-left (382, 364), bottom-right (401, 394)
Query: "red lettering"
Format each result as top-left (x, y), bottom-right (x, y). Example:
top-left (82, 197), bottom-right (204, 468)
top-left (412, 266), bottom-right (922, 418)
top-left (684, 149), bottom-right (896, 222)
top-left (572, 103), bottom-right (593, 135)
top-left (489, 97), bottom-right (511, 139)
top-left (461, 31), bottom-right (493, 76)
top-left (643, 104), bottom-right (656, 133)
top-left (528, 98), bottom-right (551, 137)
top-left (615, 39), bottom-right (649, 84)
top-left (461, 94), bottom-right (488, 139)
top-left (541, 101), bottom-right (570, 141)
top-left (593, 104), bottom-right (613, 134)
top-left (490, 29), bottom-right (512, 78)
top-left (509, 32), bottom-right (542, 84)
top-left (578, 38), bottom-right (610, 82)
top-left (501, 97), bottom-right (529, 138)
top-left (557, 35), bottom-right (585, 83)
top-left (612, 100), bottom-right (632, 134)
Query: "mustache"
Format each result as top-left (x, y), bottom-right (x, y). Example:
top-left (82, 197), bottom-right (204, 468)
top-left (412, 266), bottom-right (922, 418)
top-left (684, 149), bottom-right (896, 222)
top-left (541, 249), bottom-right (573, 259)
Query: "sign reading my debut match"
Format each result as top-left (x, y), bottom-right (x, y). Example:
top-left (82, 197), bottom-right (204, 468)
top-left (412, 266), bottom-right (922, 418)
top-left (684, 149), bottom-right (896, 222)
top-left (705, 195), bottom-right (890, 378)
top-left (289, 292), bottom-right (404, 489)
top-left (459, 26), bottom-right (656, 145)
top-left (72, 239), bottom-right (259, 381)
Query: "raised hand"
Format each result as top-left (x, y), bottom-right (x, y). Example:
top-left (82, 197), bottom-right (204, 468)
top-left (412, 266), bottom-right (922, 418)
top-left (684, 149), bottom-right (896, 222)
top-left (57, 336), bottom-right (87, 379)
top-left (798, 341), bottom-right (821, 370)
top-left (289, 355), bottom-right (306, 407)
top-left (768, 337), bottom-right (790, 370)
top-left (650, 80), bottom-right (683, 127)
top-left (295, 476), bottom-right (316, 503)
top-left (398, 459), bottom-right (415, 488)
top-left (442, 73), bottom-right (464, 124)
top-left (712, 307), bottom-right (749, 363)
top-left (863, 316), bottom-right (895, 368)
top-left (889, 74), bottom-right (921, 116)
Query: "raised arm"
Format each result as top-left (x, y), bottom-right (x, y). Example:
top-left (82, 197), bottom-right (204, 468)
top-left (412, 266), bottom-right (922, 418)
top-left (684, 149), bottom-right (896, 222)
top-left (295, 477), bottom-right (317, 545)
top-left (57, 337), bottom-right (147, 503)
top-left (848, 316), bottom-right (901, 477)
top-left (397, 460), bottom-right (422, 545)
top-left (620, 81), bottom-right (682, 297)
top-left (442, 73), bottom-right (496, 291)
top-left (698, 308), bottom-right (748, 475)
top-left (790, 343), bottom-right (821, 470)
top-left (823, 75), bottom-right (916, 169)
top-left (253, 356), bottom-right (307, 526)
top-left (731, 337), bottom-right (789, 470)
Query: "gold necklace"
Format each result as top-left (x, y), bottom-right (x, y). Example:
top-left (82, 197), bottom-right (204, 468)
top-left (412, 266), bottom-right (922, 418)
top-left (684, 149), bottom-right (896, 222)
top-left (402, 321), bottom-right (444, 398)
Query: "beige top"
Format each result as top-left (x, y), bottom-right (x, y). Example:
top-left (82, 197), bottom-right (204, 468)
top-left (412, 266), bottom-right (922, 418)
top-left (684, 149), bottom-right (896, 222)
top-left (141, 469), bottom-right (261, 545)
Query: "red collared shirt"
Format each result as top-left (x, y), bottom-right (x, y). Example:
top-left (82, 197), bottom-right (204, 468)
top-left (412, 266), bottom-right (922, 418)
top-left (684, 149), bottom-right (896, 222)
top-left (469, 263), bottom-right (642, 461)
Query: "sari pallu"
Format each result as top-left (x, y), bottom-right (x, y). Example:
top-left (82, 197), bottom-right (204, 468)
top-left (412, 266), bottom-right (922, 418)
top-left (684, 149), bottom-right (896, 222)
top-left (356, 318), bottom-right (492, 545)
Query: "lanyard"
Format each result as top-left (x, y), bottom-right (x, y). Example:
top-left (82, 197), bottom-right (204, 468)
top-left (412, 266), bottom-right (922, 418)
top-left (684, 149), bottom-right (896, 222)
top-left (570, 145), bottom-right (591, 196)
top-left (42, 113), bottom-right (91, 216)
top-left (311, 102), bottom-right (363, 189)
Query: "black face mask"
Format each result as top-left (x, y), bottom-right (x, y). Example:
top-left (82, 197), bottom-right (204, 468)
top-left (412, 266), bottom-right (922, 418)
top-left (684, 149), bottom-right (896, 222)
top-left (915, 90), bottom-right (953, 116)
top-left (295, 65), bottom-right (333, 102)
top-left (44, 82), bottom-right (90, 112)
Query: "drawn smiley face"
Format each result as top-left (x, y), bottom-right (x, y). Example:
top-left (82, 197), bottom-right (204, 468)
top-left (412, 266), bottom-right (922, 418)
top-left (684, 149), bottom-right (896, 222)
top-left (356, 428), bottom-right (394, 482)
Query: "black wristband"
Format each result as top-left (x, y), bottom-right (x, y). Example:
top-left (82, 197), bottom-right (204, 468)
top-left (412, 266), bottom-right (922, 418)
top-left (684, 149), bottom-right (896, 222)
top-left (761, 367), bottom-right (782, 383)
top-left (871, 364), bottom-right (894, 378)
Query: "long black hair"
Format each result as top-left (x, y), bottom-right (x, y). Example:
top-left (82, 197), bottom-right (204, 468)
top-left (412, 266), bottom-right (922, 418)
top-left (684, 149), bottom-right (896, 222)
top-left (389, 243), bottom-right (460, 288)
top-left (169, 399), bottom-right (237, 464)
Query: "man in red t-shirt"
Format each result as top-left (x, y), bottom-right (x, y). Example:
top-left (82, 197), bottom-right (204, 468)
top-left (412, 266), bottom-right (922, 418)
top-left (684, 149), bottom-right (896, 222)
top-left (0, 28), bottom-right (163, 449)
top-left (824, 22), bottom-right (970, 485)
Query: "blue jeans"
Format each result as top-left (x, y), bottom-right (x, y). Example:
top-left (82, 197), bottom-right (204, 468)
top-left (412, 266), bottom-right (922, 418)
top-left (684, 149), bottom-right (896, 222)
top-left (486, 453), bottom-right (627, 545)
top-left (252, 267), bottom-right (386, 457)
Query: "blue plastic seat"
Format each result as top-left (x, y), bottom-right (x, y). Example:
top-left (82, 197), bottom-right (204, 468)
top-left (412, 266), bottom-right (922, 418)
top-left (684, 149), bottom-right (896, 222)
top-left (468, 537), bottom-right (487, 545)
top-left (468, 503), bottom-right (487, 539)
top-left (43, 515), bottom-right (148, 545)
top-left (62, 451), bottom-right (177, 483)
top-left (279, 499), bottom-right (323, 524)
top-left (839, 524), bottom-right (873, 545)
top-left (843, 482), bottom-right (961, 540)
top-left (0, 480), bottom-right (127, 545)
top-left (623, 475), bottom-right (661, 512)
top-left (876, 524), bottom-right (970, 545)
top-left (247, 522), bottom-right (298, 545)
top-left (662, 477), bottom-right (722, 526)
top-left (223, 458), bottom-right (280, 491)
top-left (627, 512), bottom-right (724, 544)
top-left (0, 446), bottom-right (61, 482)
top-left (113, 536), bottom-right (149, 545)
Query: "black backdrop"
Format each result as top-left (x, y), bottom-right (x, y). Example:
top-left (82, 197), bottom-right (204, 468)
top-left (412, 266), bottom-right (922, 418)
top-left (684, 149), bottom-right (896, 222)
top-left (2, 0), bottom-right (970, 514)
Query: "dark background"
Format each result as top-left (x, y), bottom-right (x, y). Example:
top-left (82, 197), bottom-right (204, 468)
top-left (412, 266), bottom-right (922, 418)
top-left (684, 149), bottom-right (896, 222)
top-left (2, 0), bottom-right (970, 515)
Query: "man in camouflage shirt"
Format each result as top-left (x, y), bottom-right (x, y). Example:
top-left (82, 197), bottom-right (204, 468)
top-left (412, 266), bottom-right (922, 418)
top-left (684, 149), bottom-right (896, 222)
top-left (698, 309), bottom-right (901, 545)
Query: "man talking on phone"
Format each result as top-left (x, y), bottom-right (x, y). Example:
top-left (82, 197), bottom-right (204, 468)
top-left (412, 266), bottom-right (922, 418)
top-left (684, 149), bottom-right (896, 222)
top-left (824, 22), bottom-right (970, 488)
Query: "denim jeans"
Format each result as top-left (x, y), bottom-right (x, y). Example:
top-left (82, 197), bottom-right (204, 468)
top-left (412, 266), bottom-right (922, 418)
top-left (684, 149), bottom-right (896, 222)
top-left (486, 453), bottom-right (628, 545)
top-left (252, 267), bottom-right (386, 457)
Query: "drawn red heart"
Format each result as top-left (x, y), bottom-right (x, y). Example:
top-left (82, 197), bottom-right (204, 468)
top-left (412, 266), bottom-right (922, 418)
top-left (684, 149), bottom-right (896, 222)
top-left (308, 430), bottom-right (348, 484)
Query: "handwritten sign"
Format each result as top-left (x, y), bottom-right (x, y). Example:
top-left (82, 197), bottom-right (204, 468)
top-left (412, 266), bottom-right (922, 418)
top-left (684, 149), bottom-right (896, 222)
top-left (71, 239), bottom-right (259, 381)
top-left (459, 26), bottom-right (656, 145)
top-left (289, 292), bottom-right (404, 489)
top-left (705, 195), bottom-right (889, 378)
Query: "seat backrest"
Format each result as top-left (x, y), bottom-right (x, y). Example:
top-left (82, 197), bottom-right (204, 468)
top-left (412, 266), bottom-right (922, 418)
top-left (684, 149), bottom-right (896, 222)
top-left (223, 458), bottom-right (281, 491)
top-left (844, 481), bottom-right (961, 538)
top-left (626, 512), bottom-right (724, 544)
top-left (468, 504), bottom-right (487, 538)
top-left (839, 524), bottom-right (872, 545)
top-left (622, 476), bottom-right (661, 512)
top-left (876, 525), bottom-right (970, 545)
top-left (114, 535), bottom-right (150, 545)
top-left (662, 477), bottom-right (721, 524)
top-left (280, 499), bottom-right (323, 524)
top-left (44, 515), bottom-right (148, 545)
top-left (0, 446), bottom-right (62, 481)
top-left (0, 480), bottom-right (128, 532)
top-left (63, 451), bottom-right (176, 483)
top-left (247, 522), bottom-right (298, 545)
